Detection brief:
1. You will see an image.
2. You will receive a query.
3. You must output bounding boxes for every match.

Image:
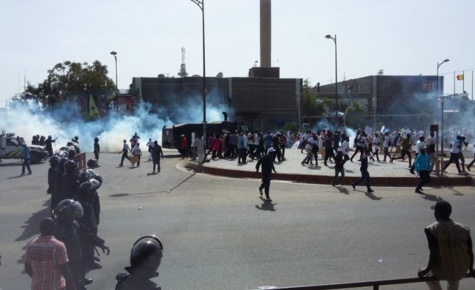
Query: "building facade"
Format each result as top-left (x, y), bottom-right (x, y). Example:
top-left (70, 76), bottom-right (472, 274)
top-left (315, 75), bottom-right (442, 129)
top-left (132, 76), bottom-right (302, 131)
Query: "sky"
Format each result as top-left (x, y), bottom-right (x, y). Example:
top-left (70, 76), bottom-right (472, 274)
top-left (1, 0), bottom-right (475, 107)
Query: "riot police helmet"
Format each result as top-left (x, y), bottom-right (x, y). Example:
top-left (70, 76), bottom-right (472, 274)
top-left (57, 157), bottom-right (68, 172)
top-left (84, 169), bottom-right (96, 176)
top-left (53, 199), bottom-right (83, 219)
top-left (64, 160), bottom-right (77, 173)
top-left (49, 156), bottom-right (60, 167)
top-left (90, 176), bottom-right (102, 190)
top-left (130, 235), bottom-right (164, 274)
top-left (78, 181), bottom-right (94, 194)
top-left (87, 158), bottom-right (98, 169)
top-left (94, 137), bottom-right (99, 143)
top-left (78, 171), bottom-right (92, 184)
top-left (68, 149), bottom-right (76, 160)
top-left (89, 178), bottom-right (100, 190)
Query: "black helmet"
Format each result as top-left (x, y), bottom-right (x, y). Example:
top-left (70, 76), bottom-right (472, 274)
top-left (87, 159), bottom-right (97, 169)
top-left (78, 171), bottom-right (91, 184)
top-left (94, 137), bottom-right (99, 143)
top-left (64, 160), bottom-right (77, 173)
top-left (49, 156), bottom-right (60, 167)
top-left (130, 236), bottom-right (163, 274)
top-left (78, 181), bottom-right (94, 194)
top-left (90, 177), bottom-right (102, 190)
top-left (68, 149), bottom-right (76, 160)
top-left (90, 174), bottom-right (103, 188)
top-left (53, 199), bottom-right (83, 219)
top-left (57, 158), bottom-right (68, 172)
top-left (84, 169), bottom-right (96, 176)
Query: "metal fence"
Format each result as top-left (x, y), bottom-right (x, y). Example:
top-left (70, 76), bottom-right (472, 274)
top-left (268, 274), bottom-right (472, 290)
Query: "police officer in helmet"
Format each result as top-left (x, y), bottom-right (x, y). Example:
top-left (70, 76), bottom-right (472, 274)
top-left (115, 235), bottom-right (163, 290)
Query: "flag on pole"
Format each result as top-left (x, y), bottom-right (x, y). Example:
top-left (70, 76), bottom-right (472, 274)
top-left (456, 74), bottom-right (464, 81)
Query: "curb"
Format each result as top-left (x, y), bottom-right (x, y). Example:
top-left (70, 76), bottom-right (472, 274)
top-left (186, 163), bottom-right (474, 187)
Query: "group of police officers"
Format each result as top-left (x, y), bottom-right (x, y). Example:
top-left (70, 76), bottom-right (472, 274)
top-left (25, 137), bottom-right (164, 289)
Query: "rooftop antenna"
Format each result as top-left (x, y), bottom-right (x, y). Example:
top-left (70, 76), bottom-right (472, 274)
top-left (178, 47), bottom-right (188, 78)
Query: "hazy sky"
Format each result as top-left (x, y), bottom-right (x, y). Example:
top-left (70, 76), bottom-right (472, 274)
top-left (1, 0), bottom-right (474, 106)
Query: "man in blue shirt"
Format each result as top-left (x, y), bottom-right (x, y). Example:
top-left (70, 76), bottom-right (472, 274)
top-left (21, 143), bottom-right (32, 175)
top-left (414, 147), bottom-right (431, 194)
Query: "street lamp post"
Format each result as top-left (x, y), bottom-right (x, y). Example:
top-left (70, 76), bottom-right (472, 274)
top-left (110, 51), bottom-right (118, 91)
top-left (190, 0), bottom-right (207, 142)
top-left (436, 58), bottom-right (449, 155)
top-left (325, 34), bottom-right (338, 130)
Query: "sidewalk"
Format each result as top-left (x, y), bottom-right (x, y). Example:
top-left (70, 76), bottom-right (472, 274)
top-left (186, 148), bottom-right (474, 187)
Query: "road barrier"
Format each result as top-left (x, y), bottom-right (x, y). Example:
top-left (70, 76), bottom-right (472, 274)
top-left (266, 274), bottom-right (472, 290)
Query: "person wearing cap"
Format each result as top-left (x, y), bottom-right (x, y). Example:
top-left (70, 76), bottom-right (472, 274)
top-left (414, 146), bottom-right (431, 194)
top-left (256, 147), bottom-right (277, 202)
top-left (418, 201), bottom-right (475, 289)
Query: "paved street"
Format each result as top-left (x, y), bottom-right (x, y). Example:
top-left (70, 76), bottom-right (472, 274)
top-left (0, 152), bottom-right (474, 290)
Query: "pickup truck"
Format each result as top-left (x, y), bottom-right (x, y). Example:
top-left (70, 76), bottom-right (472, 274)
top-left (0, 131), bottom-right (48, 164)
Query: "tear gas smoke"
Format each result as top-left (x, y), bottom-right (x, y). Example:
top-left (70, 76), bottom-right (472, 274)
top-left (2, 96), bottom-right (229, 153)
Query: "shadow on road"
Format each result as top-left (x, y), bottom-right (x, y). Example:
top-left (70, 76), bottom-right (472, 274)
top-left (15, 201), bottom-right (51, 242)
top-left (419, 192), bottom-right (442, 201)
top-left (256, 196), bottom-right (276, 211)
top-left (365, 191), bottom-right (382, 201)
top-left (255, 199), bottom-right (276, 212)
top-left (336, 186), bottom-right (350, 195)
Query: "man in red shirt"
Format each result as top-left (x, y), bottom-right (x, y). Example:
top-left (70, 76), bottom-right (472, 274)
top-left (24, 217), bottom-right (76, 290)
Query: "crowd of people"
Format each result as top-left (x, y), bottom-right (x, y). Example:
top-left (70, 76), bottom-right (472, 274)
top-left (178, 126), bottom-right (475, 196)
top-left (22, 136), bottom-right (164, 290)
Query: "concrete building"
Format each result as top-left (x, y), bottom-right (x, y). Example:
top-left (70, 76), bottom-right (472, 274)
top-left (314, 75), bottom-right (442, 129)
top-left (132, 76), bottom-right (302, 131)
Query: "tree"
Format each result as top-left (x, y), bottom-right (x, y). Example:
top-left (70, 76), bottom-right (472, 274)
top-left (19, 60), bottom-right (116, 108)
top-left (344, 102), bottom-right (367, 129)
top-left (281, 122), bottom-right (299, 133)
top-left (301, 79), bottom-right (333, 126)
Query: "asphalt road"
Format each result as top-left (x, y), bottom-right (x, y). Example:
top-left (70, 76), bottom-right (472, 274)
top-left (0, 154), bottom-right (474, 290)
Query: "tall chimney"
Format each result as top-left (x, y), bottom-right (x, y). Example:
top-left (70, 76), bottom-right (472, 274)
top-left (260, 0), bottom-right (271, 67)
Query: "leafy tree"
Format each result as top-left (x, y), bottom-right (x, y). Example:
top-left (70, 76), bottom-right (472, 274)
top-left (301, 80), bottom-right (333, 125)
top-left (281, 122), bottom-right (299, 133)
top-left (18, 60), bottom-right (115, 108)
top-left (344, 102), bottom-right (367, 129)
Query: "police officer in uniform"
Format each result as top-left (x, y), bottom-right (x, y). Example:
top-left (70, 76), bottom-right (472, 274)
top-left (75, 181), bottom-right (101, 271)
top-left (116, 235), bottom-right (163, 290)
top-left (47, 156), bottom-right (59, 194)
top-left (59, 160), bottom-right (79, 201)
top-left (54, 199), bottom-right (90, 289)
top-left (52, 157), bottom-right (68, 211)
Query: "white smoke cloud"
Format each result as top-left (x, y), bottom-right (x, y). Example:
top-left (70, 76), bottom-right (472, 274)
top-left (2, 95), bottom-right (229, 153)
